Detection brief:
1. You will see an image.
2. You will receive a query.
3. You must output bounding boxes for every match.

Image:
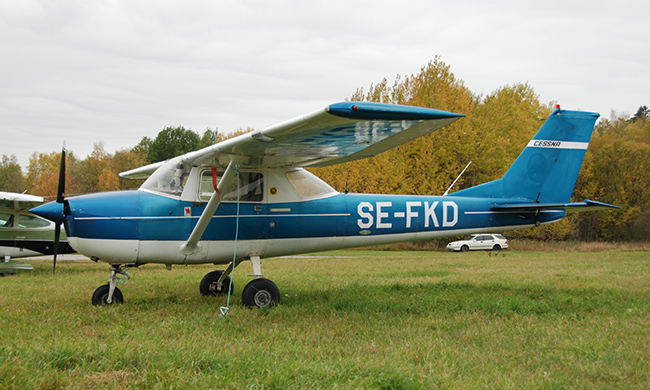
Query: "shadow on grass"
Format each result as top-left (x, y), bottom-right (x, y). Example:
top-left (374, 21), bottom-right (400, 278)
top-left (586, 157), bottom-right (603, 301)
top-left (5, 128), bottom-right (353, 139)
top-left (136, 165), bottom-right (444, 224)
top-left (283, 281), bottom-right (639, 318)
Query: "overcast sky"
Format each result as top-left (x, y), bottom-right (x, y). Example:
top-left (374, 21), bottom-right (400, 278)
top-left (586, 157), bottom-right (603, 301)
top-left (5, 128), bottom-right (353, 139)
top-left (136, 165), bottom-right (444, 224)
top-left (2, 0), bottom-right (648, 169)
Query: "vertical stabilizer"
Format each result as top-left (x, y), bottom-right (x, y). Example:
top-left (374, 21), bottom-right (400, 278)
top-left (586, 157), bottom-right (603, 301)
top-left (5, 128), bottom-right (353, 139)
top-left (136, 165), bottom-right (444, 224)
top-left (452, 109), bottom-right (599, 203)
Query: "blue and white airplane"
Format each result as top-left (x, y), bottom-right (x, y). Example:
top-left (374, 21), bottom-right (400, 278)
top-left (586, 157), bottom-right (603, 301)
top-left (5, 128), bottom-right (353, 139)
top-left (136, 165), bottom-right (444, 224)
top-left (31, 102), bottom-right (619, 307)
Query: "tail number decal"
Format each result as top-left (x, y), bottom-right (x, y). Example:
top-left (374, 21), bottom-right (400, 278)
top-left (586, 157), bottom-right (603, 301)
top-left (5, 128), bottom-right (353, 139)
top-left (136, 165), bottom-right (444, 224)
top-left (357, 201), bottom-right (457, 229)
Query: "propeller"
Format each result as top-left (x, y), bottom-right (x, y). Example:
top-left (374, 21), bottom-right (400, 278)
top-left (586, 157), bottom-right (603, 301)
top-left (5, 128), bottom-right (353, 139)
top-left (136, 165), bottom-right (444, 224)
top-left (52, 147), bottom-right (66, 276)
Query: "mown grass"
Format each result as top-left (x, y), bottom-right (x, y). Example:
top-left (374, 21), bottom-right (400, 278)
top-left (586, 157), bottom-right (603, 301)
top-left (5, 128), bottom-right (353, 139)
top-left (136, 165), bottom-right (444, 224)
top-left (1, 249), bottom-right (649, 389)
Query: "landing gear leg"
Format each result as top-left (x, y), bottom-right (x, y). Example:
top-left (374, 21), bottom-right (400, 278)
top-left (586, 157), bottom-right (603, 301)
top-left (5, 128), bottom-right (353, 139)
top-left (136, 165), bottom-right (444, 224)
top-left (241, 256), bottom-right (280, 308)
top-left (92, 265), bottom-right (129, 306)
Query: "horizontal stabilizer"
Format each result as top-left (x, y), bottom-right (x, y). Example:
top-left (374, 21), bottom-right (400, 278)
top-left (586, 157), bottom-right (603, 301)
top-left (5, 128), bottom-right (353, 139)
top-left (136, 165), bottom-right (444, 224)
top-left (492, 199), bottom-right (621, 213)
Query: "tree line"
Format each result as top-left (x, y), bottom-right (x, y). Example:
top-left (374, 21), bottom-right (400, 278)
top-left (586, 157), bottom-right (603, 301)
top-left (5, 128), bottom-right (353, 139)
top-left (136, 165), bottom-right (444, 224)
top-left (1, 57), bottom-right (647, 241)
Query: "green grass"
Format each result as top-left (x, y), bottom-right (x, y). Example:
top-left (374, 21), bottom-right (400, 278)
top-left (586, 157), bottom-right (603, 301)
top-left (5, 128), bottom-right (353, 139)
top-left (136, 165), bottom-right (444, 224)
top-left (1, 250), bottom-right (649, 389)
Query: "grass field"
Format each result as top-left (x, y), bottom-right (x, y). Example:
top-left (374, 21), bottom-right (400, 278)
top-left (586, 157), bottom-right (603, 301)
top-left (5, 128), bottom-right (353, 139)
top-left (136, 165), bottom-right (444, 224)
top-left (1, 249), bottom-right (649, 389)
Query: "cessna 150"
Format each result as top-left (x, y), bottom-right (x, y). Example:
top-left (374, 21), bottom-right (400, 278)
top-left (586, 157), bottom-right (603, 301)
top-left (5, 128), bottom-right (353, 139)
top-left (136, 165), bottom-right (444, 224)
top-left (30, 102), bottom-right (618, 306)
top-left (0, 191), bottom-right (74, 275)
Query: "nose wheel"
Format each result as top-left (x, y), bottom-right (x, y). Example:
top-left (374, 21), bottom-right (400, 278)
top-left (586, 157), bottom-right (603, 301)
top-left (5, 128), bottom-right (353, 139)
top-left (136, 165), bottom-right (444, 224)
top-left (92, 265), bottom-right (129, 306)
top-left (92, 284), bottom-right (124, 305)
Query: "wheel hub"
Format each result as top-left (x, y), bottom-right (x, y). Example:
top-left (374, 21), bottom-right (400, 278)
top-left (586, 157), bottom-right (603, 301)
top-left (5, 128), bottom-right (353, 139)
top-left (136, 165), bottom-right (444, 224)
top-left (254, 290), bottom-right (272, 307)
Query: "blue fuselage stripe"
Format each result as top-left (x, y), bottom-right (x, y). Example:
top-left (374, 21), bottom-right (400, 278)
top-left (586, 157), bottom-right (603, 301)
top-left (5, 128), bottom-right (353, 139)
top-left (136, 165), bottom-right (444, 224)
top-left (63, 191), bottom-right (564, 242)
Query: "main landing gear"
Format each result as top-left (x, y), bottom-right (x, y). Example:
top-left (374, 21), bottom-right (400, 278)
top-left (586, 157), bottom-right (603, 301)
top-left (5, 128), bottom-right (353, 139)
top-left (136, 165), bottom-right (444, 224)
top-left (200, 255), bottom-right (281, 308)
top-left (91, 257), bottom-right (280, 308)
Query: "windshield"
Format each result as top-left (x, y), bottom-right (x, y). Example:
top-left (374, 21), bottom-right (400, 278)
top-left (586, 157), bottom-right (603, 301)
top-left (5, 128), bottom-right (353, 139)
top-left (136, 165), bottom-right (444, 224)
top-left (141, 156), bottom-right (192, 197)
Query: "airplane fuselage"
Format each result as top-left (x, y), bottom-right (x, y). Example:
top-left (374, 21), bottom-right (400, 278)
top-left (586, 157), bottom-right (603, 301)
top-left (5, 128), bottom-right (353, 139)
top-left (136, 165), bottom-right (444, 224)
top-left (63, 180), bottom-right (562, 266)
top-left (0, 210), bottom-right (73, 260)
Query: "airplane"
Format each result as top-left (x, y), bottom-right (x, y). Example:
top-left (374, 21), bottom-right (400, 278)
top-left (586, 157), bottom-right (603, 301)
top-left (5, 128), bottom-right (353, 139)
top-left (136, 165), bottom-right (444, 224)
top-left (30, 102), bottom-right (619, 306)
top-left (0, 191), bottom-right (74, 275)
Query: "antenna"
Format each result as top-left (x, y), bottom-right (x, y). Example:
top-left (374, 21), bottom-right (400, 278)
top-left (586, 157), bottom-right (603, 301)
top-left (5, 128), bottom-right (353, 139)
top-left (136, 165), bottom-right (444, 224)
top-left (443, 161), bottom-right (472, 196)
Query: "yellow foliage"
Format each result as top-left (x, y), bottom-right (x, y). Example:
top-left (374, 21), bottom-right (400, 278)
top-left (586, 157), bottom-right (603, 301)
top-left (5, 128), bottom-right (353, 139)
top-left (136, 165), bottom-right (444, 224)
top-left (98, 168), bottom-right (120, 192)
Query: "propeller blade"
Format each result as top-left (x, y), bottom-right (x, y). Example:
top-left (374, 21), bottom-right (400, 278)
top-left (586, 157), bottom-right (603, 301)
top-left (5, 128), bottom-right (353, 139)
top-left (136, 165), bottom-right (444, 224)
top-left (56, 148), bottom-right (66, 204)
top-left (53, 146), bottom-right (66, 276)
top-left (53, 222), bottom-right (61, 276)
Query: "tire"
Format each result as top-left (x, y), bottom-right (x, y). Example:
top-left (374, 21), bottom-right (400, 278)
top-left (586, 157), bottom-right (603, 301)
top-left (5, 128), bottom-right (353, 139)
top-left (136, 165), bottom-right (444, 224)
top-left (492, 244), bottom-right (501, 251)
top-left (241, 278), bottom-right (280, 308)
top-left (199, 270), bottom-right (232, 296)
top-left (92, 284), bottom-right (124, 305)
top-left (460, 245), bottom-right (469, 252)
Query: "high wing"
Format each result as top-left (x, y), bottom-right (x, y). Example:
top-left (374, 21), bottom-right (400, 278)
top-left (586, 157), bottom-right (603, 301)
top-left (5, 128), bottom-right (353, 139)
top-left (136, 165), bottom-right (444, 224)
top-left (0, 191), bottom-right (44, 211)
top-left (120, 102), bottom-right (463, 178)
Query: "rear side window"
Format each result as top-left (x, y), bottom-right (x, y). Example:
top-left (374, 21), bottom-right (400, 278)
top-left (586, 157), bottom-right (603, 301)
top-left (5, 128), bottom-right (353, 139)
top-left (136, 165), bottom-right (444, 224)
top-left (286, 169), bottom-right (336, 199)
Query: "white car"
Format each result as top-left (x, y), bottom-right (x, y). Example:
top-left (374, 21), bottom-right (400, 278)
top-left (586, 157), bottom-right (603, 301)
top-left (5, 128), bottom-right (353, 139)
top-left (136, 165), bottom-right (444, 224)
top-left (446, 234), bottom-right (508, 252)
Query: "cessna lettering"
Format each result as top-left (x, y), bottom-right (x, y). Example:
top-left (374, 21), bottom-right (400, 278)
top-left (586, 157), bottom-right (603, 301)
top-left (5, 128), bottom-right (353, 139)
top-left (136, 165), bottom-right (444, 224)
top-left (532, 140), bottom-right (561, 148)
top-left (357, 201), bottom-right (458, 229)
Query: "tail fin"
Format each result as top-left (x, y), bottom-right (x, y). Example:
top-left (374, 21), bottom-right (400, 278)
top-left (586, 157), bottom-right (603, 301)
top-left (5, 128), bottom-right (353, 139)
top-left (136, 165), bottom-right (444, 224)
top-left (452, 109), bottom-right (599, 203)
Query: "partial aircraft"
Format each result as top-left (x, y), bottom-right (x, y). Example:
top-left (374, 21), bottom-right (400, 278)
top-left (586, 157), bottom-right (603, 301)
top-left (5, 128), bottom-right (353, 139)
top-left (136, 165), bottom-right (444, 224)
top-left (0, 191), bottom-right (74, 275)
top-left (30, 102), bottom-right (619, 306)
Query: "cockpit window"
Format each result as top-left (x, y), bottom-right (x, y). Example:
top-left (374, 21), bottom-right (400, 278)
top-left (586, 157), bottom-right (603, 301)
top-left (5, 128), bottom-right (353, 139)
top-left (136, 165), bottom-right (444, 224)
top-left (286, 169), bottom-right (337, 199)
top-left (141, 156), bottom-right (192, 197)
top-left (0, 213), bottom-right (13, 228)
top-left (200, 170), bottom-right (264, 202)
top-left (18, 215), bottom-right (51, 228)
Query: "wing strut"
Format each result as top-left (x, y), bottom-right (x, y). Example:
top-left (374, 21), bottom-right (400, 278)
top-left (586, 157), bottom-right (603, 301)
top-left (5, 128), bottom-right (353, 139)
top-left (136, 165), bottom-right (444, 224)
top-left (179, 157), bottom-right (243, 255)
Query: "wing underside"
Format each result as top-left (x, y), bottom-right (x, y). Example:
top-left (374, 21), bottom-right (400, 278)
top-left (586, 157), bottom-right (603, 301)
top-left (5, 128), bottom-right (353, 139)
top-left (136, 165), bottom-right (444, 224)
top-left (120, 102), bottom-right (464, 178)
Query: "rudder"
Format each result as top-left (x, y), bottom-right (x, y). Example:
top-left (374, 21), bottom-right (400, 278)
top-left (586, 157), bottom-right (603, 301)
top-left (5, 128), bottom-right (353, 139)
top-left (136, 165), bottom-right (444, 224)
top-left (452, 109), bottom-right (599, 203)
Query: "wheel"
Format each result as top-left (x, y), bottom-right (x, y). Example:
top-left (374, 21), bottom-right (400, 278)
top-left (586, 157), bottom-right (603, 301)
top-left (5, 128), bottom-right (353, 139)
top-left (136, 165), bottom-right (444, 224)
top-left (199, 270), bottom-right (232, 296)
top-left (460, 245), bottom-right (469, 252)
top-left (492, 244), bottom-right (501, 251)
top-left (92, 284), bottom-right (124, 305)
top-left (241, 278), bottom-right (280, 308)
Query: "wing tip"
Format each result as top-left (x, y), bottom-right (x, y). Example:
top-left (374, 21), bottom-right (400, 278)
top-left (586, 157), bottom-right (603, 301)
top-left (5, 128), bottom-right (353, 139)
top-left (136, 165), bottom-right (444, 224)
top-left (327, 102), bottom-right (464, 120)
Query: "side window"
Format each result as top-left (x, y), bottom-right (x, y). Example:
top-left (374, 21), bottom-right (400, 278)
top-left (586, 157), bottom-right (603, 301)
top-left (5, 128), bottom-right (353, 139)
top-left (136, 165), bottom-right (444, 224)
top-left (0, 213), bottom-right (14, 228)
top-left (200, 170), bottom-right (264, 202)
top-left (18, 215), bottom-right (51, 228)
top-left (285, 169), bottom-right (336, 198)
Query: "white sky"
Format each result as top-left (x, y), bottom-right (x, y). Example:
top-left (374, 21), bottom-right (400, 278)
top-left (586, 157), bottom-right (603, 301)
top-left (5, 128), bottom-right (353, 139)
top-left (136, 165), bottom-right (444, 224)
top-left (2, 0), bottom-right (648, 169)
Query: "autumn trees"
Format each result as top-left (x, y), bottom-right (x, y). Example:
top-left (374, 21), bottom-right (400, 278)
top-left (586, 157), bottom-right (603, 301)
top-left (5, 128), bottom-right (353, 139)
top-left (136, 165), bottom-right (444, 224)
top-left (0, 57), bottom-right (645, 241)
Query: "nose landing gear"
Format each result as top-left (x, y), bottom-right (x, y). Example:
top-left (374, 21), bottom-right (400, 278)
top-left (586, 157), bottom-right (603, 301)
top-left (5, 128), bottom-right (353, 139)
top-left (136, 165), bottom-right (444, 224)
top-left (92, 265), bottom-right (129, 306)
